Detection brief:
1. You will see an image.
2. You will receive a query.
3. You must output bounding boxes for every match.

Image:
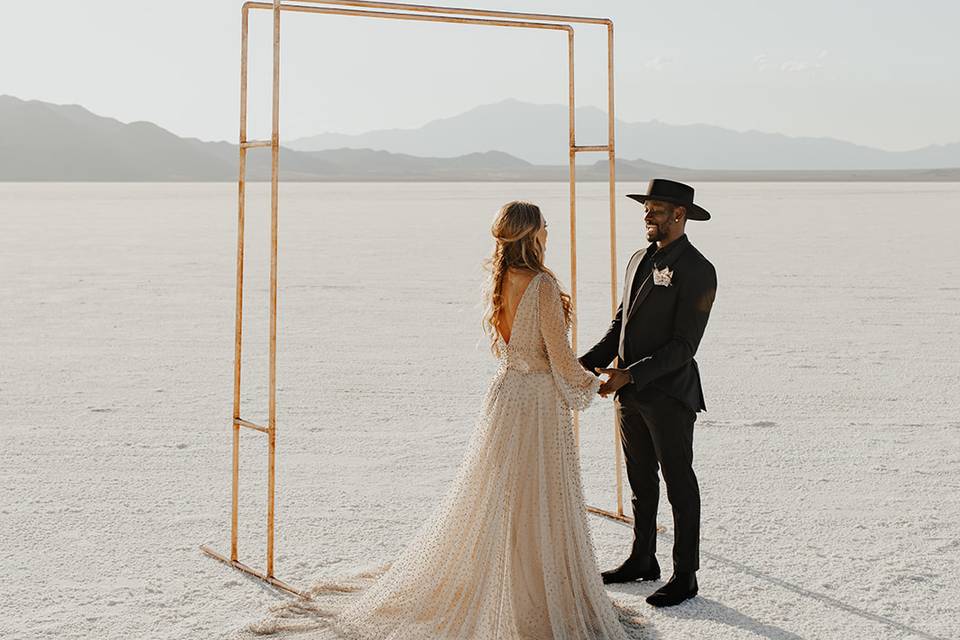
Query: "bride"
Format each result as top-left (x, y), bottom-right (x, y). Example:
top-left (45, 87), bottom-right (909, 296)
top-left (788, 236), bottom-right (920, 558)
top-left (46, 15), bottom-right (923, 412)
top-left (243, 201), bottom-right (640, 639)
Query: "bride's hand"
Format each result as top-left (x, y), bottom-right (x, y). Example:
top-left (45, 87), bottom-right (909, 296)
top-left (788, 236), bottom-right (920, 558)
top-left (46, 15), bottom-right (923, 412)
top-left (595, 367), bottom-right (631, 397)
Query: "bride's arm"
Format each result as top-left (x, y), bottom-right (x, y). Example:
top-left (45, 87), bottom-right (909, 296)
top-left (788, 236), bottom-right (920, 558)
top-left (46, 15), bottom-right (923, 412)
top-left (538, 274), bottom-right (601, 411)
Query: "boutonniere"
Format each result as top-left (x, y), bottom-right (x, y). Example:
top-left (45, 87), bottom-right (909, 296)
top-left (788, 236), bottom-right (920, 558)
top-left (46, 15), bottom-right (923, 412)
top-left (652, 265), bottom-right (673, 287)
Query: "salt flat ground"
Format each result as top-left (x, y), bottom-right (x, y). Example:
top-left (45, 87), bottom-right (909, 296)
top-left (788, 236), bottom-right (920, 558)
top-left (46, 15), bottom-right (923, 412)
top-left (0, 182), bottom-right (958, 640)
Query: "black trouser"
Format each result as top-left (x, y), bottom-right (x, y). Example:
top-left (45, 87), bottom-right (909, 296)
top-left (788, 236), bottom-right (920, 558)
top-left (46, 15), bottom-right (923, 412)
top-left (615, 386), bottom-right (700, 573)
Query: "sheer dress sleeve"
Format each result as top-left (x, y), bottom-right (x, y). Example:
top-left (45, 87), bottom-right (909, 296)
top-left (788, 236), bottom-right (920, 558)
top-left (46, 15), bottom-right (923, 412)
top-left (538, 274), bottom-right (601, 411)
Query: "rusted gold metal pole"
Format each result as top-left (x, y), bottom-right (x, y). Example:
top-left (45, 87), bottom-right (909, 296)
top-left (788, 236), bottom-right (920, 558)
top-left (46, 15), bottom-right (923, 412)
top-left (231, 2), bottom-right (252, 565)
top-left (586, 506), bottom-right (633, 526)
top-left (606, 22), bottom-right (623, 519)
top-left (566, 28), bottom-right (579, 445)
top-left (246, 1), bottom-right (573, 31)
top-left (293, 0), bottom-right (611, 24)
top-left (201, 545), bottom-right (308, 598)
top-left (203, 2), bottom-right (302, 596)
top-left (266, 0), bottom-right (281, 579)
top-left (235, 417), bottom-right (270, 433)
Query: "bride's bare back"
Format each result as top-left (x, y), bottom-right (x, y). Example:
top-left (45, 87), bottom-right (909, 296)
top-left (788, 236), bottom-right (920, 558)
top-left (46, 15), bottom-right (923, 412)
top-left (496, 267), bottom-right (538, 345)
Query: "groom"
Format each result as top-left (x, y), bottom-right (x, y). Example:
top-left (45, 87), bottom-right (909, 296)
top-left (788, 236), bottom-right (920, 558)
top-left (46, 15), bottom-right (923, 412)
top-left (579, 179), bottom-right (717, 608)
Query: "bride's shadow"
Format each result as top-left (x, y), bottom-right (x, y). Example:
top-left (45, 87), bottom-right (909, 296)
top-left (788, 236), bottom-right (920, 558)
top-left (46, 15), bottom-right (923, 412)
top-left (608, 583), bottom-right (804, 640)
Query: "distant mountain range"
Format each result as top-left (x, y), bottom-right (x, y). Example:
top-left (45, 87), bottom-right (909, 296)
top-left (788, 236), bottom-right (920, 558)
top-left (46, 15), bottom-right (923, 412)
top-left (2, 95), bottom-right (959, 182)
top-left (289, 99), bottom-right (960, 170)
top-left (0, 95), bottom-right (553, 181)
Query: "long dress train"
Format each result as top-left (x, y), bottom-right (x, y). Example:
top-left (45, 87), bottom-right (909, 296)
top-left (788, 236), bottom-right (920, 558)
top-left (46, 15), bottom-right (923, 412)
top-left (238, 272), bottom-right (643, 639)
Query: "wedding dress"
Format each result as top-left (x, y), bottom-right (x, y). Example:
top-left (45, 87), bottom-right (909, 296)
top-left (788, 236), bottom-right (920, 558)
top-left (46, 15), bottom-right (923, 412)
top-left (240, 272), bottom-right (641, 639)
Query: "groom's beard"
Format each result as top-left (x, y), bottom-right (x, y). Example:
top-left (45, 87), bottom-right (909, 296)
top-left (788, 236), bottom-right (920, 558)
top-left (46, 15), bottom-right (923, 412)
top-left (645, 223), bottom-right (668, 243)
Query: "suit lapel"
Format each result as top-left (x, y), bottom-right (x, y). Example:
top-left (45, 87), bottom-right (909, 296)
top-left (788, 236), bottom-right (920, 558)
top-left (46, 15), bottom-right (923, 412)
top-left (625, 237), bottom-right (691, 324)
top-left (620, 247), bottom-right (648, 320)
top-left (617, 248), bottom-right (648, 360)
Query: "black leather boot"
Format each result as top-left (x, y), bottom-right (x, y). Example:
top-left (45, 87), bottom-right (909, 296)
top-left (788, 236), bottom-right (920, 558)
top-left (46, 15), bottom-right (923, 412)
top-left (645, 572), bottom-right (698, 607)
top-left (601, 555), bottom-right (661, 584)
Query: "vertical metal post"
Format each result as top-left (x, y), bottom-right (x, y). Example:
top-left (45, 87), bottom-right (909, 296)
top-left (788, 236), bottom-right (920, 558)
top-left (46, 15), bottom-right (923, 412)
top-left (266, 0), bottom-right (281, 578)
top-left (606, 21), bottom-right (623, 518)
top-left (566, 28), bottom-right (578, 444)
top-left (232, 3), bottom-right (251, 563)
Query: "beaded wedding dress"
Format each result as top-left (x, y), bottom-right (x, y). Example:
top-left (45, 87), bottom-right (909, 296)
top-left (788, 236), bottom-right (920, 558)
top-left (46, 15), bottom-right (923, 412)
top-left (240, 273), bottom-right (639, 640)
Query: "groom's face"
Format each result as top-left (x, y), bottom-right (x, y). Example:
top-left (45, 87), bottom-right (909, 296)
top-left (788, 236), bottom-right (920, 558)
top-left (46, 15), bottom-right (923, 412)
top-left (643, 201), bottom-right (676, 242)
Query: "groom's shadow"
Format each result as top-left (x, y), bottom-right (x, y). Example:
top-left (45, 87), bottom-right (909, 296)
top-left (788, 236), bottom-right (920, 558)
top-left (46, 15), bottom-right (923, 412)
top-left (608, 583), bottom-right (804, 640)
top-left (661, 596), bottom-right (805, 640)
top-left (603, 543), bottom-right (952, 640)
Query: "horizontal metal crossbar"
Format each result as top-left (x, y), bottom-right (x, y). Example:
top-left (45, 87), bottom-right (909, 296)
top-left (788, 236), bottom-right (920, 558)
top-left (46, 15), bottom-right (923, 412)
top-left (586, 505), bottom-right (632, 525)
top-left (290, 0), bottom-right (613, 26)
top-left (587, 507), bottom-right (667, 535)
top-left (245, 1), bottom-right (574, 31)
top-left (241, 140), bottom-right (274, 149)
top-left (572, 144), bottom-right (611, 152)
top-left (201, 545), bottom-right (307, 598)
top-left (235, 417), bottom-right (270, 433)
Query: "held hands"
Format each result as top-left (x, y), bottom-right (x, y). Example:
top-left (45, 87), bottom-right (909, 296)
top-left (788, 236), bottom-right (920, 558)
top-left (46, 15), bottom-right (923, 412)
top-left (595, 367), bottom-right (631, 398)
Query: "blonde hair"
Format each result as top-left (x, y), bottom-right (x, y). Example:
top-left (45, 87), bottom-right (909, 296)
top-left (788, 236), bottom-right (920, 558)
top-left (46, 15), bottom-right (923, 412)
top-left (482, 200), bottom-right (573, 352)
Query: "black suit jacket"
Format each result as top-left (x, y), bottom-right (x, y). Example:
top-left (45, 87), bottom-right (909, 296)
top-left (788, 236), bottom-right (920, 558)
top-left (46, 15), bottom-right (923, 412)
top-left (580, 234), bottom-right (717, 412)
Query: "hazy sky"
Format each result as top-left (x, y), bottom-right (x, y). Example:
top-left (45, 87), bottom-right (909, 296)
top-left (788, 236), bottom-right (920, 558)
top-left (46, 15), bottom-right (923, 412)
top-left (2, 1), bottom-right (958, 150)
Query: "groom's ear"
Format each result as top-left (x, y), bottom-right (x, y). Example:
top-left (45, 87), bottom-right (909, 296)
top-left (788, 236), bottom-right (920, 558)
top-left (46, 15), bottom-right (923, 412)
top-left (674, 206), bottom-right (687, 223)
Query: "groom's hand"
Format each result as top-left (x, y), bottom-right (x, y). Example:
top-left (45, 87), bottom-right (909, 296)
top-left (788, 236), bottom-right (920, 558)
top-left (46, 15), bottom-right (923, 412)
top-left (596, 367), bottom-right (631, 397)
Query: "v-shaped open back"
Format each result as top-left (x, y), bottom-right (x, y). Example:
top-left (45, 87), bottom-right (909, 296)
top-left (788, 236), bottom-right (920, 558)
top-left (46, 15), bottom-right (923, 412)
top-left (496, 272), bottom-right (543, 346)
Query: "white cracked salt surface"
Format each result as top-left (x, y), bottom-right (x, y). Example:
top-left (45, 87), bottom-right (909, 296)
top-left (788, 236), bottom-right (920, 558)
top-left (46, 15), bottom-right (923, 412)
top-left (0, 182), bottom-right (958, 640)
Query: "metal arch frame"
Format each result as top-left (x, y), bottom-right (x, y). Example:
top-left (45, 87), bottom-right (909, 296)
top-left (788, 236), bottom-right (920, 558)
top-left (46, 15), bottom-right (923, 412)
top-left (201, 0), bottom-right (630, 599)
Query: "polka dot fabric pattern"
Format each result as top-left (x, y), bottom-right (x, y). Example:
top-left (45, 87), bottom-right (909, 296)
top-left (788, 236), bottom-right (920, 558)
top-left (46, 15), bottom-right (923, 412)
top-left (238, 273), bottom-right (642, 640)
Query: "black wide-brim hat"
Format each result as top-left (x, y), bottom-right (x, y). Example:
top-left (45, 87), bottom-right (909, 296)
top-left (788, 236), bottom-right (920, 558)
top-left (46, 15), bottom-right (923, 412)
top-left (626, 178), bottom-right (711, 221)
